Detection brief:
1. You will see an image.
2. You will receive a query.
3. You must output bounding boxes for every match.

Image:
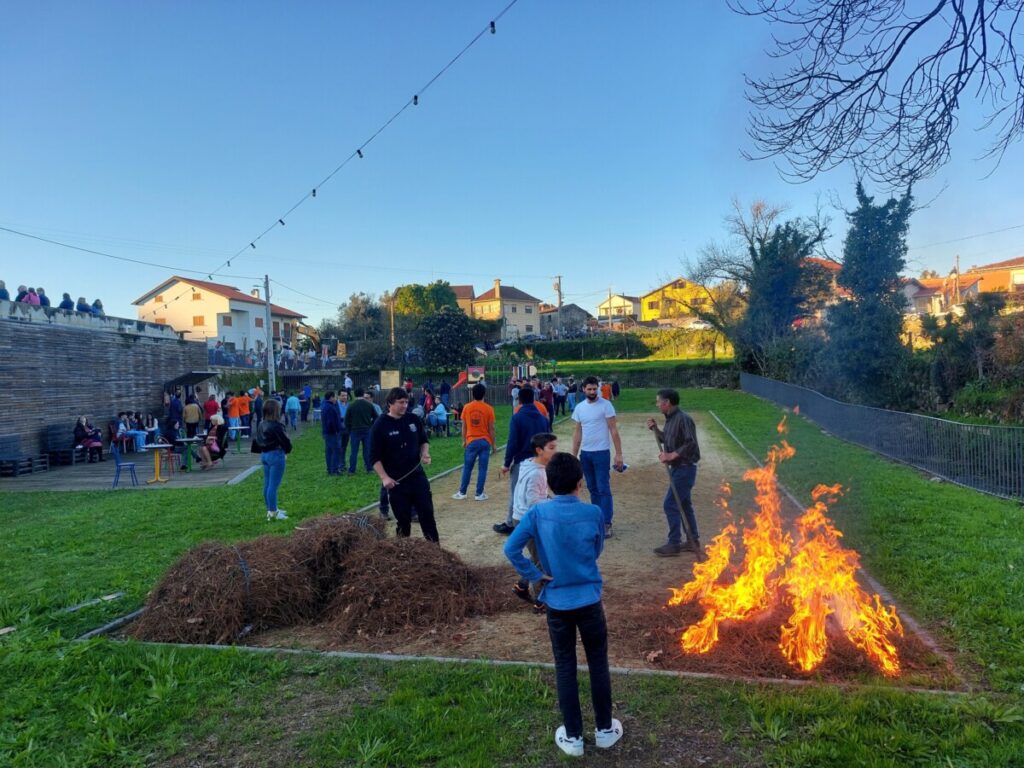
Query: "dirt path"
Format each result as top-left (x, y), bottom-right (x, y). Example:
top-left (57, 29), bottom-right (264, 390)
top-left (259, 412), bottom-right (757, 665)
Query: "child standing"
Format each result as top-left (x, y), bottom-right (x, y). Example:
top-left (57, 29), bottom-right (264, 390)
top-left (503, 453), bottom-right (623, 757)
top-left (510, 432), bottom-right (558, 611)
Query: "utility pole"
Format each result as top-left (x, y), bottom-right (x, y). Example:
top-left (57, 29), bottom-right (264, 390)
top-left (552, 275), bottom-right (563, 337)
top-left (389, 292), bottom-right (396, 356)
top-left (264, 274), bottom-right (276, 391)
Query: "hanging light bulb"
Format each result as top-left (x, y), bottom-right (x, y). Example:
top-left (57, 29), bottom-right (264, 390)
top-left (278, 219), bottom-right (285, 226)
top-left (312, 188), bottom-right (317, 197)
top-left (250, 243), bottom-right (256, 249)
top-left (227, 260), bottom-right (231, 266)
top-left (357, 149), bottom-right (364, 158)
top-left (490, 21), bottom-right (496, 33)
top-left (413, 95), bottom-right (419, 106)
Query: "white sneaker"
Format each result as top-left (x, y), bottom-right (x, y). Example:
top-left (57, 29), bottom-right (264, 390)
top-left (274, 510), bottom-right (289, 520)
top-left (452, 491), bottom-right (468, 500)
top-left (474, 493), bottom-right (489, 501)
top-left (555, 725), bottom-right (584, 757)
top-left (595, 718), bottom-right (623, 749)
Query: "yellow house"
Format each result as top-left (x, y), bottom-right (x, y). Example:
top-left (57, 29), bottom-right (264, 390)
top-left (640, 278), bottom-right (709, 323)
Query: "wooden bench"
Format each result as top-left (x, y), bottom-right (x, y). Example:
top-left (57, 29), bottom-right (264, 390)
top-left (45, 425), bottom-right (87, 466)
top-left (0, 435), bottom-right (49, 477)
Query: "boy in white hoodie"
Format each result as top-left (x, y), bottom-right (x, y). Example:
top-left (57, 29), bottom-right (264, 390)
top-left (511, 432), bottom-right (558, 610)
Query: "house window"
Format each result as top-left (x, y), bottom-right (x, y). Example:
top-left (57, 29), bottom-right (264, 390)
top-left (192, 292), bottom-right (202, 301)
top-left (648, 300), bottom-right (660, 310)
top-left (193, 316), bottom-right (205, 326)
top-left (222, 316), bottom-right (233, 327)
top-left (525, 325), bottom-right (534, 333)
top-left (154, 294), bottom-right (164, 303)
top-left (691, 297), bottom-right (707, 307)
top-left (273, 321), bottom-right (280, 337)
top-left (525, 305), bottom-right (532, 314)
top-left (510, 305), bottom-right (517, 313)
top-left (255, 317), bottom-right (264, 328)
top-left (155, 318), bottom-right (167, 325)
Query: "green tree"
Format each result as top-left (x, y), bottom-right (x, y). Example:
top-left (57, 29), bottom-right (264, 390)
top-left (335, 293), bottom-right (384, 341)
top-left (392, 281), bottom-right (458, 318)
top-left (418, 306), bottom-right (475, 371)
top-left (921, 293), bottom-right (1007, 402)
top-left (687, 200), bottom-right (831, 374)
top-left (828, 183), bottom-right (913, 405)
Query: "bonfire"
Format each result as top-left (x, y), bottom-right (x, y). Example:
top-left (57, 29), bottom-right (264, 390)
top-left (667, 417), bottom-right (904, 676)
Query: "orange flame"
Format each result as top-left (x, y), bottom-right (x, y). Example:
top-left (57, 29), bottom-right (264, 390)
top-left (668, 421), bottom-right (903, 676)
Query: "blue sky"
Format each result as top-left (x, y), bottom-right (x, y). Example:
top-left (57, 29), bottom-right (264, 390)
top-left (2, 1), bottom-right (1022, 325)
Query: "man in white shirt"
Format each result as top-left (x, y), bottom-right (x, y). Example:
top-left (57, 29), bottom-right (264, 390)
top-left (344, 372), bottom-right (354, 393)
top-left (571, 375), bottom-right (624, 536)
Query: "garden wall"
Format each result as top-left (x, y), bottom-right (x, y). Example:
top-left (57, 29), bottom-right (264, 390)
top-left (0, 301), bottom-right (207, 458)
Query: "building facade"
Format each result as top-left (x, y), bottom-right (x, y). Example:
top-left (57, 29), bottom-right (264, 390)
top-left (471, 279), bottom-right (543, 340)
top-left (133, 276), bottom-right (305, 353)
top-left (450, 284), bottom-right (476, 315)
top-left (639, 278), bottom-right (711, 324)
top-left (596, 294), bottom-right (640, 323)
top-left (540, 303), bottom-right (593, 337)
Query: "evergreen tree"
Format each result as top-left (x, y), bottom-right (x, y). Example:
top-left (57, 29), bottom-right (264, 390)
top-left (419, 306), bottom-right (474, 371)
top-left (828, 183), bottom-right (913, 405)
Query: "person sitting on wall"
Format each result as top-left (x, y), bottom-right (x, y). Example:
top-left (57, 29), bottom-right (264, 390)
top-left (73, 416), bottom-right (105, 462)
top-left (75, 296), bottom-right (91, 313)
top-left (91, 299), bottom-right (105, 317)
top-left (58, 293), bottom-right (75, 311)
top-left (0, 281), bottom-right (9, 300)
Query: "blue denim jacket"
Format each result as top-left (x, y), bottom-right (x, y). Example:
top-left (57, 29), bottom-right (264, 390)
top-left (503, 495), bottom-right (605, 610)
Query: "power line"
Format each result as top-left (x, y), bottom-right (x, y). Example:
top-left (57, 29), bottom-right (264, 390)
top-left (0, 225), bottom-right (260, 280)
top-left (270, 279), bottom-right (337, 307)
top-left (207, 0), bottom-right (520, 278)
top-left (910, 222), bottom-right (1024, 250)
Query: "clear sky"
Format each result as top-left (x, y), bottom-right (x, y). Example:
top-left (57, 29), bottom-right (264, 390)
top-left (3, 1), bottom-right (1022, 325)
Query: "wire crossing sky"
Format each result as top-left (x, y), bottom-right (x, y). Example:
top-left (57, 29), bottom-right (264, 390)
top-left (2, 2), bottom-right (1021, 324)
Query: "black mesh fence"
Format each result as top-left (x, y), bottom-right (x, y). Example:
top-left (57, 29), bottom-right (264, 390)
top-left (742, 373), bottom-right (1024, 501)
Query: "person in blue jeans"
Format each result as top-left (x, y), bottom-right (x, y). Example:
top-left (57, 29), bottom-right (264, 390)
top-left (320, 391), bottom-right (343, 475)
top-left (571, 376), bottom-right (625, 537)
top-left (504, 453), bottom-right (624, 757)
top-left (345, 388), bottom-right (377, 473)
top-left (647, 388), bottom-right (702, 556)
top-left (453, 383), bottom-right (496, 501)
top-left (253, 398), bottom-right (292, 521)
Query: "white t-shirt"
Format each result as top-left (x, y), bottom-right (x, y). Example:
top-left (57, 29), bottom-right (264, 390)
top-left (572, 397), bottom-right (616, 452)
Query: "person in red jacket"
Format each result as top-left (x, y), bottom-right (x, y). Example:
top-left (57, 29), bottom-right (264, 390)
top-left (203, 395), bottom-right (220, 432)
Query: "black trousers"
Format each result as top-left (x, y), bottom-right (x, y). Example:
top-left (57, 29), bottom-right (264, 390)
top-left (386, 468), bottom-right (438, 542)
top-left (546, 601), bottom-right (613, 738)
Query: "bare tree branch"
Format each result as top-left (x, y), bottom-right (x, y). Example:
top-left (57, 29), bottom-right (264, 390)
top-left (735, 0), bottom-right (1024, 187)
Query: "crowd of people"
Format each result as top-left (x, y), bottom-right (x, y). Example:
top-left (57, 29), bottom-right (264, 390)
top-left (0, 280), bottom-right (104, 315)
top-left (69, 367), bottom-right (699, 757)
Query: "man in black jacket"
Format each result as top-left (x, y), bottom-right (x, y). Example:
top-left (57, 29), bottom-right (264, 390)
top-left (370, 387), bottom-right (438, 542)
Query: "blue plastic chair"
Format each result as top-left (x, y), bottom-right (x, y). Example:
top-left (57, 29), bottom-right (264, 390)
top-left (111, 444), bottom-right (138, 488)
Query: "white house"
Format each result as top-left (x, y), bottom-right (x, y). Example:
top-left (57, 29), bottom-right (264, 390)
top-left (596, 294), bottom-right (640, 324)
top-left (132, 276), bottom-right (306, 354)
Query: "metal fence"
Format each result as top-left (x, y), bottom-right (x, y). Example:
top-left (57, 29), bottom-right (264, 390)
top-left (741, 373), bottom-right (1024, 502)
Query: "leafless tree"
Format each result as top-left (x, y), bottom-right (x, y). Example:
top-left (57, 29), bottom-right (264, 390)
top-left (736, 0), bottom-right (1024, 187)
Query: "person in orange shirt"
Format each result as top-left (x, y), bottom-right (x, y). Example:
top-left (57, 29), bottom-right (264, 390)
top-left (515, 397), bottom-right (548, 419)
top-left (226, 392), bottom-right (241, 440)
top-left (452, 383), bottom-right (496, 501)
top-left (600, 381), bottom-right (613, 401)
top-left (236, 390), bottom-right (252, 432)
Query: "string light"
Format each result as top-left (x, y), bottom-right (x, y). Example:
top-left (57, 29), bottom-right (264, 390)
top-left (413, 95), bottom-right (419, 106)
top-left (357, 149), bottom-right (364, 158)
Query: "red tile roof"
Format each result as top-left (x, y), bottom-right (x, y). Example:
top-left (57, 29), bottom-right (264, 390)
top-left (804, 256), bottom-right (842, 272)
top-left (450, 284), bottom-right (476, 300)
top-left (133, 276), bottom-right (306, 318)
top-left (970, 255), bottom-right (1024, 271)
top-left (473, 285), bottom-right (541, 303)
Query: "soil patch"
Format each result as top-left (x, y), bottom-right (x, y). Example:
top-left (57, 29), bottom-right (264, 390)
top-left (126, 413), bottom-right (958, 689)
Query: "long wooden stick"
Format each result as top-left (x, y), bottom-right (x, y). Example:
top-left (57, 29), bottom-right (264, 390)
top-left (654, 432), bottom-right (706, 562)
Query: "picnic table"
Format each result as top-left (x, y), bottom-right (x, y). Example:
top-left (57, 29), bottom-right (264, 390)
top-left (139, 444), bottom-right (171, 484)
top-left (175, 437), bottom-right (203, 471)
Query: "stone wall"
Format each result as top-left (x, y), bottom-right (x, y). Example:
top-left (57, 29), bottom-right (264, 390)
top-left (0, 301), bottom-right (207, 457)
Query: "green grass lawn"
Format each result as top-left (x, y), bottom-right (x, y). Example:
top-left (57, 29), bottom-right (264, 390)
top-left (2, 395), bottom-right (1023, 766)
